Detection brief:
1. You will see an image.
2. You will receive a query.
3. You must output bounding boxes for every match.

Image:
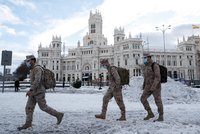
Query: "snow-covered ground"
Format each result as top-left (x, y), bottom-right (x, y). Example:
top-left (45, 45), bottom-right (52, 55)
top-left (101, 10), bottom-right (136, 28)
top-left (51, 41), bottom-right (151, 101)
top-left (1, 77), bottom-right (200, 134)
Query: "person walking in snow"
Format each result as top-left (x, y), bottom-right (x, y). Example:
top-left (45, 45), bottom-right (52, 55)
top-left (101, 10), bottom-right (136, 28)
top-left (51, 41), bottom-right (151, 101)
top-left (95, 59), bottom-right (126, 121)
top-left (14, 79), bottom-right (20, 92)
top-left (140, 54), bottom-right (164, 121)
top-left (17, 55), bottom-right (64, 131)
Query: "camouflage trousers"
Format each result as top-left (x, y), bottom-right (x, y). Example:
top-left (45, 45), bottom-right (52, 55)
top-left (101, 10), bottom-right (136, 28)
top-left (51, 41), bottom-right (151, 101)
top-left (101, 87), bottom-right (126, 115)
top-left (25, 93), bottom-right (60, 124)
top-left (140, 89), bottom-right (164, 115)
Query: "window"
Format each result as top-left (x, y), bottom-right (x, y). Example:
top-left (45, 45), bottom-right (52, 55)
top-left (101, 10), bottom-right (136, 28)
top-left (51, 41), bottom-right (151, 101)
top-left (42, 52), bottom-right (48, 57)
top-left (189, 60), bottom-right (192, 65)
top-left (186, 46), bottom-right (192, 51)
top-left (91, 24), bottom-right (95, 28)
top-left (123, 44), bottom-right (129, 50)
top-left (118, 61), bottom-right (120, 67)
top-left (123, 54), bottom-right (129, 58)
top-left (91, 29), bottom-right (95, 33)
top-left (72, 65), bottom-right (75, 70)
top-left (136, 59), bottom-right (138, 65)
top-left (63, 66), bottom-right (66, 70)
top-left (167, 60), bottom-right (171, 66)
top-left (133, 69), bottom-right (141, 76)
top-left (188, 69), bottom-right (194, 80)
top-left (117, 37), bottom-right (120, 41)
top-left (173, 61), bottom-right (177, 66)
top-left (162, 60), bottom-right (164, 66)
top-left (91, 24), bottom-right (96, 33)
top-left (76, 74), bottom-right (79, 80)
top-left (90, 40), bottom-right (94, 44)
top-left (85, 66), bottom-right (89, 70)
top-left (94, 62), bottom-right (96, 69)
top-left (125, 59), bottom-right (127, 65)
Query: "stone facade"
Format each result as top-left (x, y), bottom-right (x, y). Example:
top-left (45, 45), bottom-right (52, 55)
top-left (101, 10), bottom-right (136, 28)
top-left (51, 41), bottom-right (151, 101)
top-left (37, 11), bottom-right (200, 84)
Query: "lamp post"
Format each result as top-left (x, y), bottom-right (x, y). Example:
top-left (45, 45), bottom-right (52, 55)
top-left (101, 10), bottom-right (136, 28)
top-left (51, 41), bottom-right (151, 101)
top-left (155, 25), bottom-right (171, 66)
top-left (143, 39), bottom-right (149, 53)
top-left (99, 73), bottom-right (103, 90)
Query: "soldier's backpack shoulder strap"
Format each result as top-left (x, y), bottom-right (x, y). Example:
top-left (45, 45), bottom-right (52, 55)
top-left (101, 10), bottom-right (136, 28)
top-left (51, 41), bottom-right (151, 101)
top-left (151, 62), bottom-right (156, 72)
top-left (34, 64), bottom-right (44, 71)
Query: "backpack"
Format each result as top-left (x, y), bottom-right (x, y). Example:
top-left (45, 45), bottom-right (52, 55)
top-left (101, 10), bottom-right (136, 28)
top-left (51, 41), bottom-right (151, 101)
top-left (37, 65), bottom-right (56, 89)
top-left (113, 66), bottom-right (130, 86)
top-left (151, 62), bottom-right (167, 83)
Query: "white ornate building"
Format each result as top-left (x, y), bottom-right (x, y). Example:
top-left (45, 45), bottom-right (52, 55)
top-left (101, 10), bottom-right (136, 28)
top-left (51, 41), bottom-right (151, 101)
top-left (37, 10), bottom-right (200, 85)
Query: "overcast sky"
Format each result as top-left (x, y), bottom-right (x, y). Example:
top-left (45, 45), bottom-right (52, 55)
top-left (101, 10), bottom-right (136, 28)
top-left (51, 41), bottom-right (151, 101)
top-left (0, 0), bottom-right (200, 73)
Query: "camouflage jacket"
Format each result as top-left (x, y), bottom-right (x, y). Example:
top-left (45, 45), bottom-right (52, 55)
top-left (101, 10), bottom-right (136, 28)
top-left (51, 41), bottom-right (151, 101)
top-left (108, 66), bottom-right (121, 90)
top-left (30, 64), bottom-right (45, 95)
top-left (143, 62), bottom-right (161, 91)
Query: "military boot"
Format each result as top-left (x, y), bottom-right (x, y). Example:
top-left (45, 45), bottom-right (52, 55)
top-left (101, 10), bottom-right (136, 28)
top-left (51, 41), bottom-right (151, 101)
top-left (117, 114), bottom-right (126, 121)
top-left (95, 113), bottom-right (106, 119)
top-left (17, 123), bottom-right (32, 131)
top-left (154, 114), bottom-right (164, 122)
top-left (56, 112), bottom-right (64, 125)
top-left (144, 110), bottom-right (155, 120)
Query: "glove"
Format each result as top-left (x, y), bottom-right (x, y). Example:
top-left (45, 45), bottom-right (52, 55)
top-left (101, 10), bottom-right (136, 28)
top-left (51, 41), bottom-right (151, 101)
top-left (26, 90), bottom-right (33, 97)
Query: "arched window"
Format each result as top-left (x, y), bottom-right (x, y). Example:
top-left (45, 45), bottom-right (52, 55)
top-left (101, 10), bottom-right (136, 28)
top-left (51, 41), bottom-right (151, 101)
top-left (85, 66), bottom-right (89, 70)
top-left (90, 40), bottom-right (94, 44)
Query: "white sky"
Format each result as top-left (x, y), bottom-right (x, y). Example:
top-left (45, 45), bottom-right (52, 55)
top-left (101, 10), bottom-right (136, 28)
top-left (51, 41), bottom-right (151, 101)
top-left (0, 0), bottom-right (200, 73)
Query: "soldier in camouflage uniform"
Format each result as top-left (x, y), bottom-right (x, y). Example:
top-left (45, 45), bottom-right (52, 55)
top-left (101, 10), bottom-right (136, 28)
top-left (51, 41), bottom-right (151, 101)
top-left (17, 55), bottom-right (64, 131)
top-left (95, 59), bottom-right (126, 121)
top-left (141, 54), bottom-right (164, 121)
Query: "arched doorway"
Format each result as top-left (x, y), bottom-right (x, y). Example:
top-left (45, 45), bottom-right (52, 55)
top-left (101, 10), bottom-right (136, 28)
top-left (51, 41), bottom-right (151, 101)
top-left (82, 64), bottom-right (92, 86)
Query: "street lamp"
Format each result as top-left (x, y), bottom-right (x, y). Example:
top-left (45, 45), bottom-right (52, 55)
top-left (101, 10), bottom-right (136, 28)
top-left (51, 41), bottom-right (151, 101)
top-left (155, 25), bottom-right (171, 66)
top-left (143, 38), bottom-right (149, 53)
